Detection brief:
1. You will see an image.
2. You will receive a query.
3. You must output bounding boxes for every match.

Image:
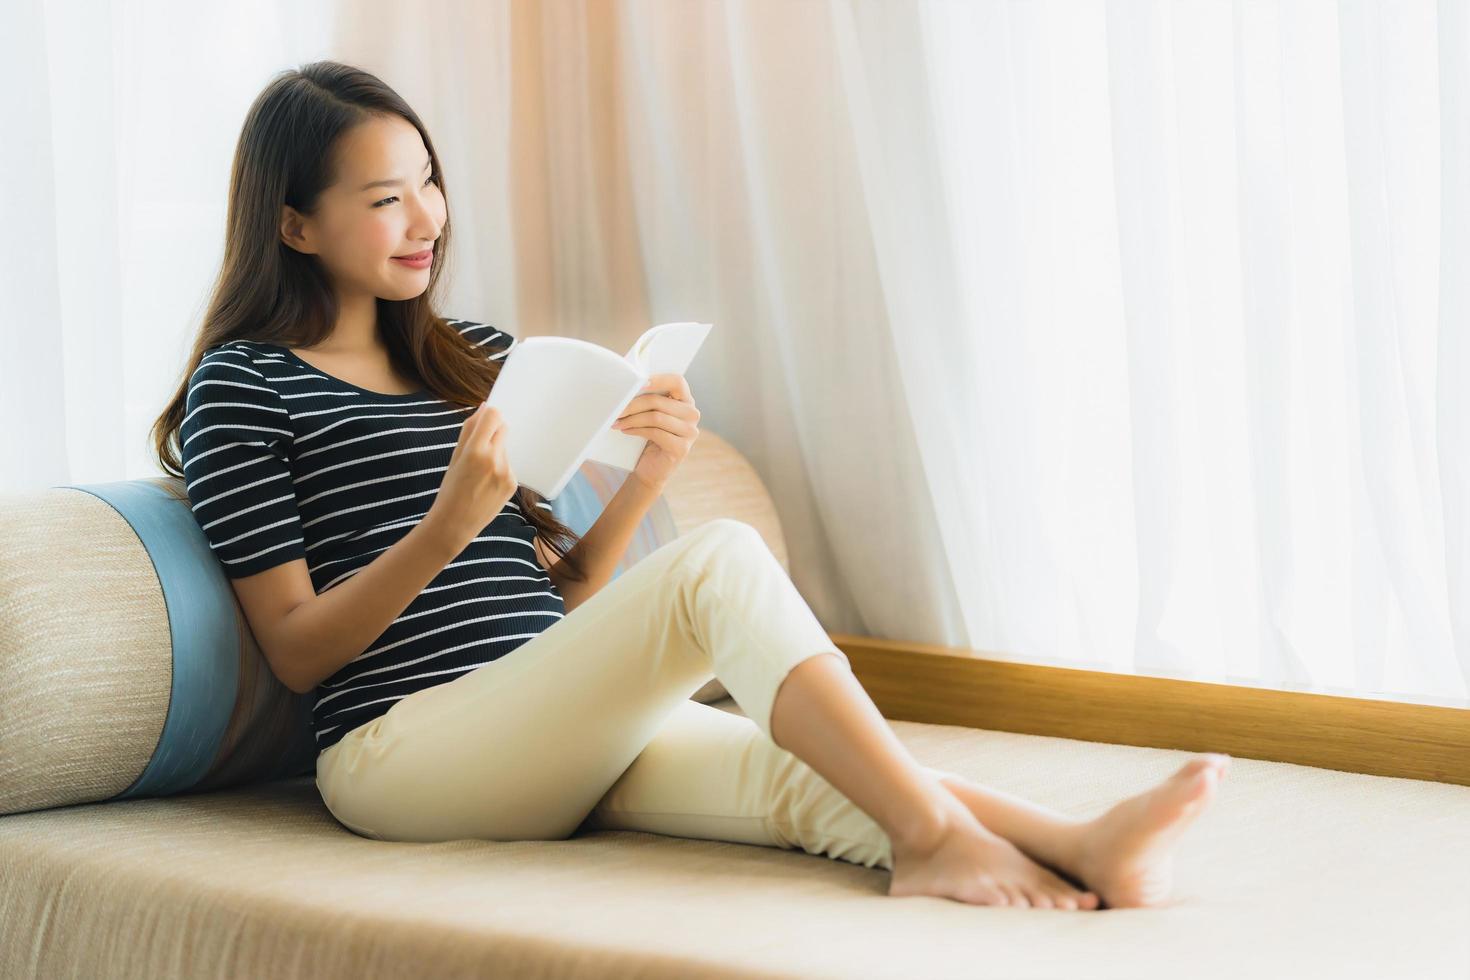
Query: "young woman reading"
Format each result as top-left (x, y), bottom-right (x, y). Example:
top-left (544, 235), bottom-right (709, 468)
top-left (152, 60), bottom-right (1229, 912)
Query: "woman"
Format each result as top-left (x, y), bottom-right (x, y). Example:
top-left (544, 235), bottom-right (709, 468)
top-left (152, 60), bottom-right (1229, 912)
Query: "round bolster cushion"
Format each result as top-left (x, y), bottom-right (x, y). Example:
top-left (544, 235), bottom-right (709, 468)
top-left (0, 476), bottom-right (314, 817)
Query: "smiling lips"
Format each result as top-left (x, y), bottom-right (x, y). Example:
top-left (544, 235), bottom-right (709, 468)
top-left (391, 250), bottom-right (433, 271)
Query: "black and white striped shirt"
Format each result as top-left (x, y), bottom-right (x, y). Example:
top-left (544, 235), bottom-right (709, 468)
top-left (180, 318), bottom-right (566, 754)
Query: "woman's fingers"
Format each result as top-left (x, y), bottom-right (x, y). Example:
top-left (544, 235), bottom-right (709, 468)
top-left (615, 410), bottom-right (698, 435)
top-left (616, 393), bottom-right (699, 425)
top-left (450, 403), bottom-right (485, 463)
top-left (618, 425), bottom-right (682, 455)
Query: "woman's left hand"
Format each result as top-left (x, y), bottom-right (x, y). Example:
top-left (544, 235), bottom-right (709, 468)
top-left (611, 373), bottom-right (701, 493)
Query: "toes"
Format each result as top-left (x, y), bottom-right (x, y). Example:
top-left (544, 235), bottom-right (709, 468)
top-left (1016, 883), bottom-right (1046, 908)
top-left (1187, 767), bottom-right (1220, 809)
top-left (1068, 890), bottom-right (1099, 910)
top-left (1034, 871), bottom-right (1077, 910)
top-left (1044, 877), bottom-right (1089, 909)
top-left (975, 877), bottom-right (1009, 906)
top-left (1028, 888), bottom-right (1055, 910)
top-left (1169, 765), bottom-right (1217, 813)
top-left (1179, 757), bottom-right (1213, 780)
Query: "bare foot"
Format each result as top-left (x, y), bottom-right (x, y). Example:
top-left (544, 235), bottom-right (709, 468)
top-left (1072, 753), bottom-right (1231, 909)
top-left (888, 801), bottom-right (1102, 911)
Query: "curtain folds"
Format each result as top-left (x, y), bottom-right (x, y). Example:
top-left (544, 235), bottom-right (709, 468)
top-left (3, 0), bottom-right (1464, 707)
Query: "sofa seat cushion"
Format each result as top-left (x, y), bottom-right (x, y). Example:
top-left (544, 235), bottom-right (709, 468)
top-left (2, 697), bottom-right (1466, 980)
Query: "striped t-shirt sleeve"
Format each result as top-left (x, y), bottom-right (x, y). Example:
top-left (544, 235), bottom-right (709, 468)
top-left (180, 352), bottom-right (307, 579)
top-left (454, 319), bottom-right (516, 361)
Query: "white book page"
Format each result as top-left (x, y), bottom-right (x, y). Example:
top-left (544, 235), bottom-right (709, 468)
top-left (485, 337), bottom-right (642, 498)
top-left (582, 321), bottom-right (714, 471)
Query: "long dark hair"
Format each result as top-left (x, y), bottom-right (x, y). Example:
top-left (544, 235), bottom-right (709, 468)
top-left (150, 60), bottom-right (586, 583)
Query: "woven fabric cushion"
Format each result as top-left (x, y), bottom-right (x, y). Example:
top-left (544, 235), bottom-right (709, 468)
top-left (0, 476), bottom-right (312, 818)
top-left (0, 430), bottom-right (788, 817)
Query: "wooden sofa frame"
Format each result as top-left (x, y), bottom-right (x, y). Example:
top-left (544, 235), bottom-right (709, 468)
top-left (832, 632), bottom-right (1470, 787)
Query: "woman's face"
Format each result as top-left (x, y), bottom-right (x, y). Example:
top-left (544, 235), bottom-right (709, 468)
top-left (281, 114), bottom-right (445, 302)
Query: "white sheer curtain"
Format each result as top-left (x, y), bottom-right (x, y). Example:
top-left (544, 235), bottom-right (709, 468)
top-left (1, 0), bottom-right (338, 486)
top-left (4, 0), bottom-right (1465, 708)
top-left (840, 0), bottom-right (1466, 706)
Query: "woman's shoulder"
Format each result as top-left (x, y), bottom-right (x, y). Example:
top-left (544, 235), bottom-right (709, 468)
top-left (444, 316), bottom-right (516, 356)
top-left (188, 342), bottom-right (285, 410)
top-left (445, 316), bottom-right (513, 341)
top-left (198, 338), bottom-right (284, 370)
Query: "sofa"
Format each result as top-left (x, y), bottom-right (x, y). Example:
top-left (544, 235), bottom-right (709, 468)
top-left (2, 429), bottom-right (1468, 979)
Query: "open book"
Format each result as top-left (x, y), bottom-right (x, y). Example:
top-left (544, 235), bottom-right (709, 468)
top-left (485, 321), bottom-right (714, 498)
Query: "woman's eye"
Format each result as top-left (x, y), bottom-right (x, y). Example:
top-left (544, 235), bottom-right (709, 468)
top-left (373, 172), bottom-right (438, 208)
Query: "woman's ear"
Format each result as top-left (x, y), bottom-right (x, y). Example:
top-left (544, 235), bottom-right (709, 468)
top-left (279, 205), bottom-right (316, 255)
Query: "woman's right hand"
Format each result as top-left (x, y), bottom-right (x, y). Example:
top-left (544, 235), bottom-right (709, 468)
top-left (425, 402), bottom-right (518, 553)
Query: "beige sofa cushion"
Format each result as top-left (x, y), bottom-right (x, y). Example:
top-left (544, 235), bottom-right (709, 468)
top-left (1, 696), bottom-right (1465, 979)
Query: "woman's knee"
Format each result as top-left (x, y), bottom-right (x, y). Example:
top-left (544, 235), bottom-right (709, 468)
top-left (693, 516), bottom-right (759, 541)
top-left (661, 518), bottom-right (765, 582)
top-left (693, 517), bottom-right (769, 561)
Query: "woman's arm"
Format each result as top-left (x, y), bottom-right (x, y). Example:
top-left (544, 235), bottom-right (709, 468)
top-left (545, 370), bottom-right (698, 613)
top-left (544, 475), bottom-right (664, 614)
